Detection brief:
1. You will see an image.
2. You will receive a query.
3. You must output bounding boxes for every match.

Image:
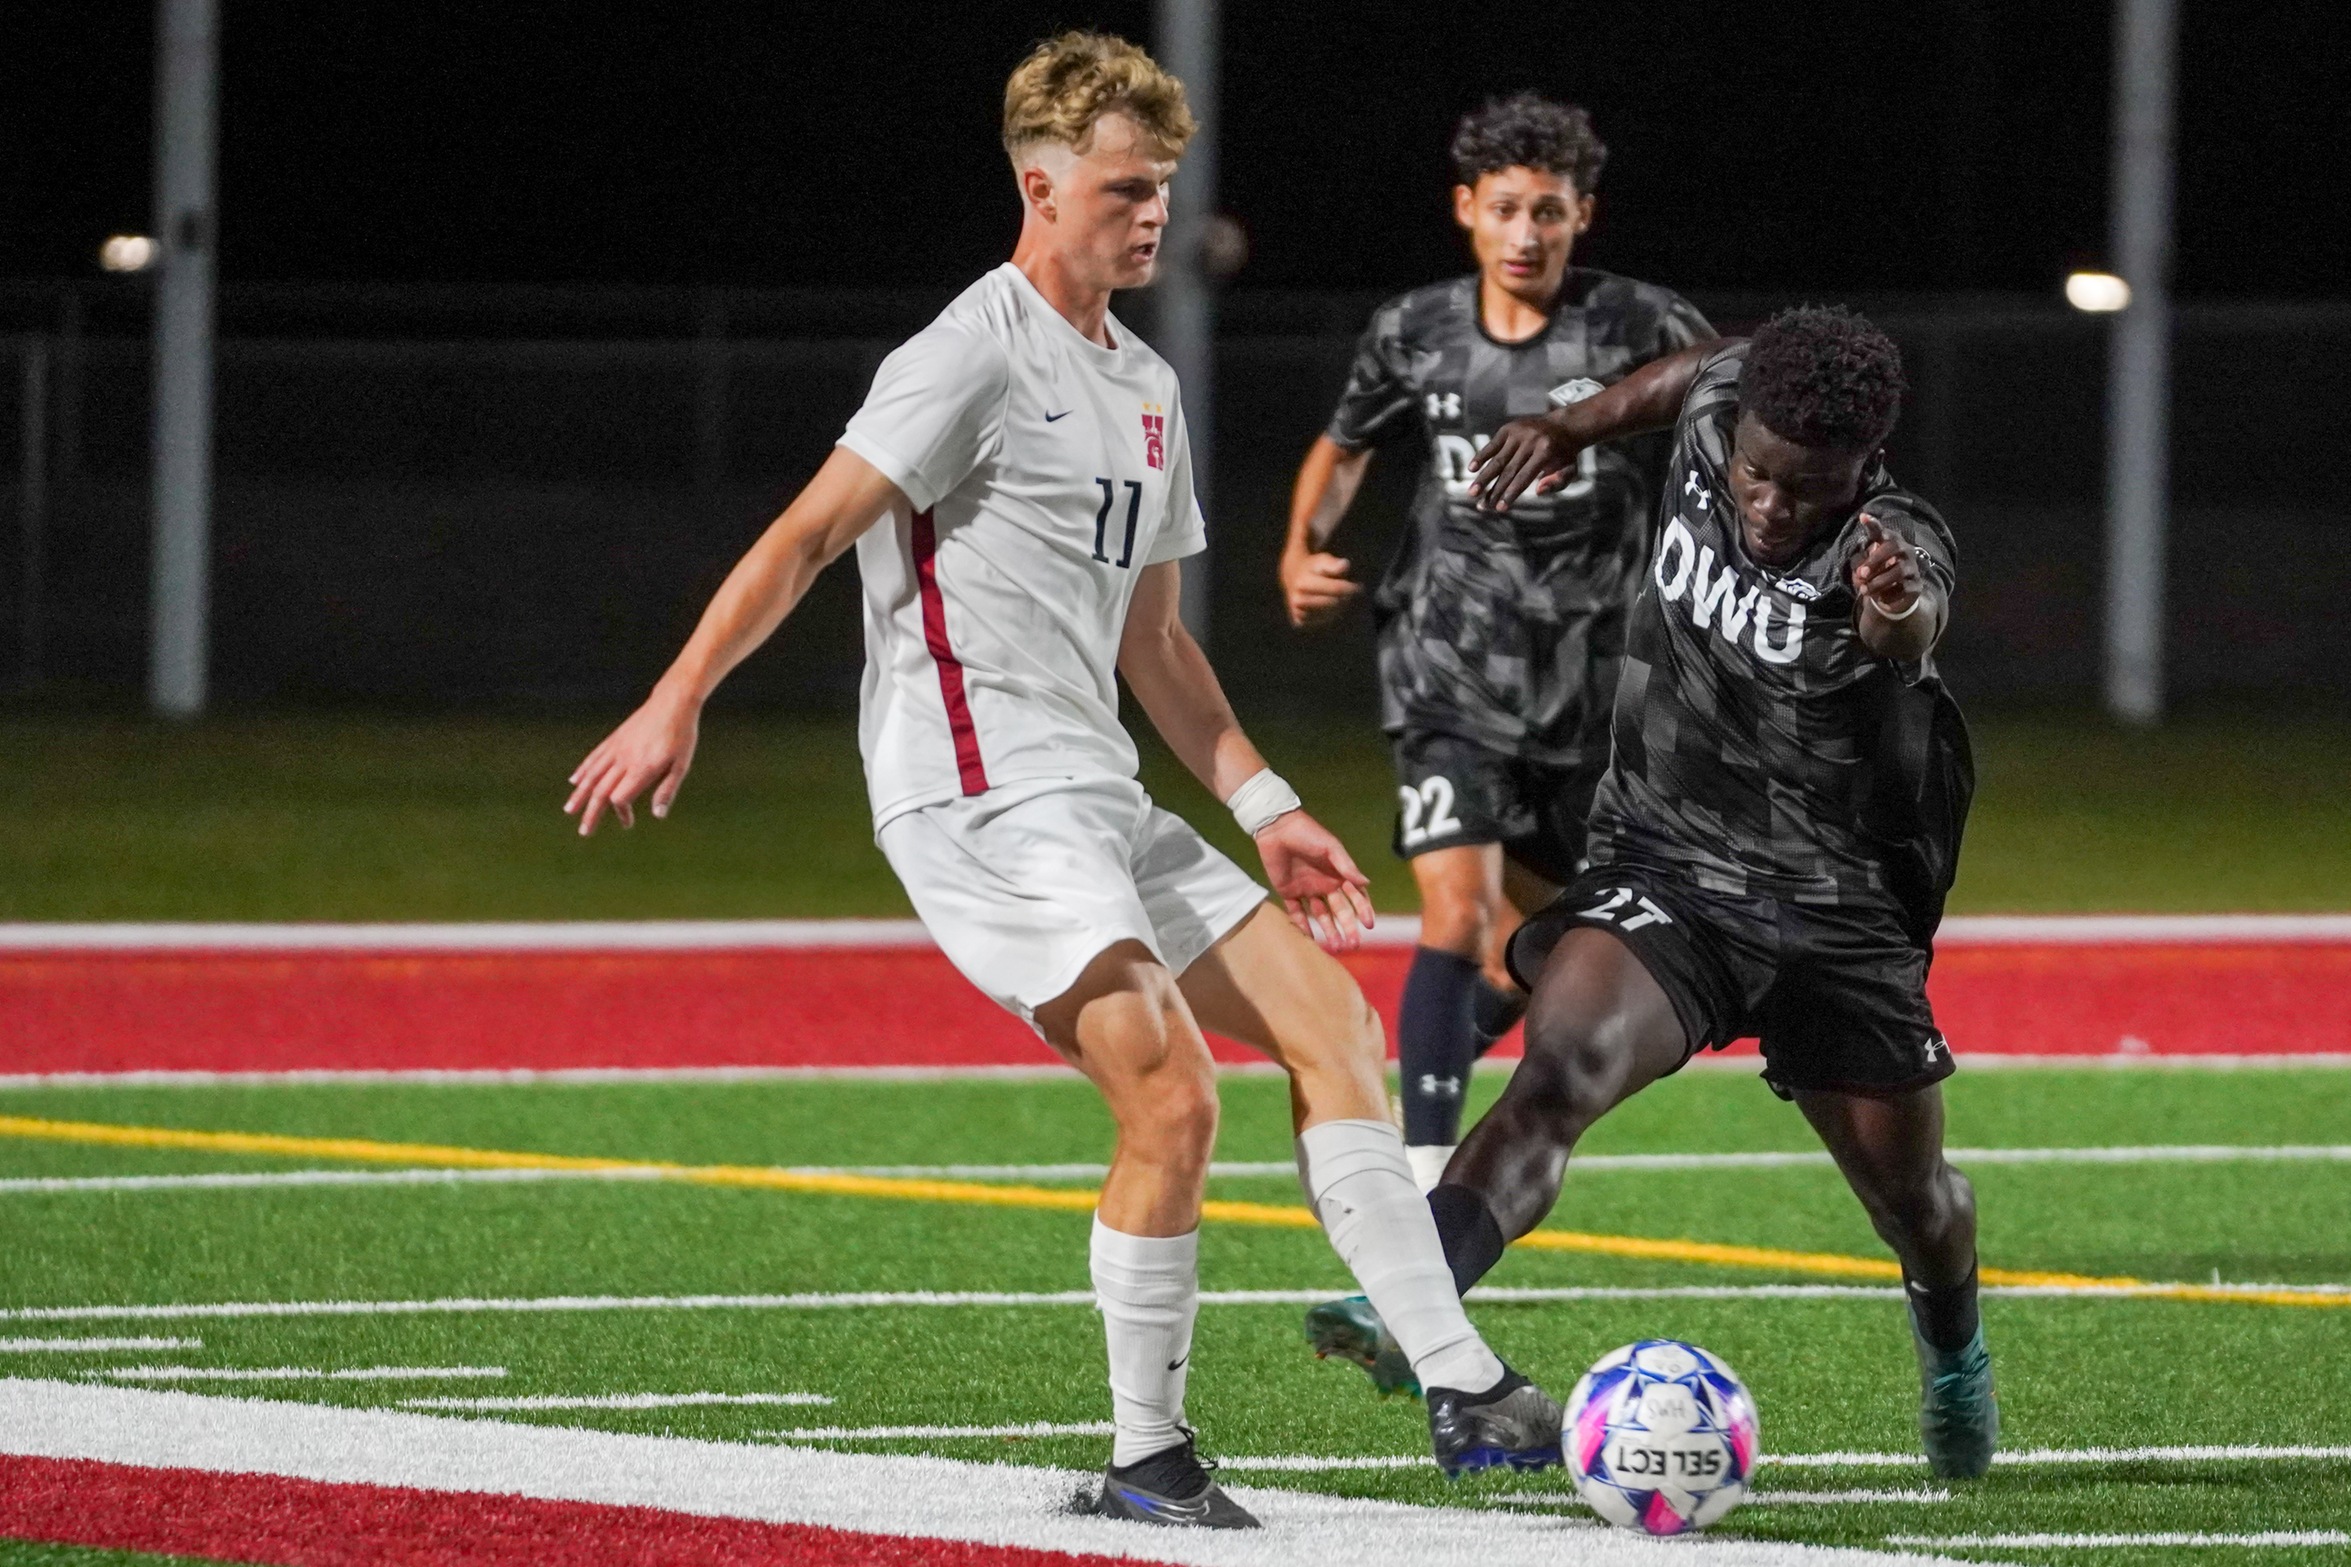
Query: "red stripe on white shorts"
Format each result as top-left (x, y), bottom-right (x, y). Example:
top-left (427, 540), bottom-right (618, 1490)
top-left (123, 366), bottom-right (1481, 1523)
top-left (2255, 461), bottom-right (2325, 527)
top-left (0, 1453), bottom-right (1135, 1567)
top-left (910, 508), bottom-right (990, 797)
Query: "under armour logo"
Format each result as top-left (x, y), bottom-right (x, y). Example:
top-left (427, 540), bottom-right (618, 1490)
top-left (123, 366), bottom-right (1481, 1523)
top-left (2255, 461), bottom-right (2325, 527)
top-left (1922, 1034), bottom-right (1950, 1064)
top-left (1684, 471), bottom-right (1709, 508)
top-left (1425, 392), bottom-right (1461, 421)
top-left (1417, 1073), bottom-right (1463, 1101)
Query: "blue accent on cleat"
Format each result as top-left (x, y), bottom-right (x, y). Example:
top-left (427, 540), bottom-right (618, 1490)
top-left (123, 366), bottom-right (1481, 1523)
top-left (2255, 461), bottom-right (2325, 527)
top-left (1303, 1294), bottom-right (1421, 1398)
top-left (1070, 1433), bottom-right (1261, 1529)
top-left (1427, 1367), bottom-right (1564, 1479)
top-left (1913, 1321), bottom-right (1999, 1479)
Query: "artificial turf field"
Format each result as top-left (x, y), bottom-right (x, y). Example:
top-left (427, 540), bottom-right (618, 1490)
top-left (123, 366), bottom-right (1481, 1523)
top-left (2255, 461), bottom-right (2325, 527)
top-left (1, 1065), bottom-right (2346, 1565)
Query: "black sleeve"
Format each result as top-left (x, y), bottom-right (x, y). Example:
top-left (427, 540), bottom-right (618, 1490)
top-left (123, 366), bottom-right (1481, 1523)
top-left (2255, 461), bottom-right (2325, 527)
top-left (1655, 291), bottom-right (1716, 355)
top-left (1674, 339), bottom-right (1749, 441)
top-left (1324, 298), bottom-right (1418, 453)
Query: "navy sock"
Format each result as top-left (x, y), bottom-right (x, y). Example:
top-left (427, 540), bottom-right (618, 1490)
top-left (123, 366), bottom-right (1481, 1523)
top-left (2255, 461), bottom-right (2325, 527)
top-left (1469, 976), bottom-right (1527, 1059)
top-left (1907, 1263), bottom-right (1982, 1352)
top-left (1398, 947), bottom-right (1480, 1146)
top-left (1428, 1182), bottom-right (1507, 1296)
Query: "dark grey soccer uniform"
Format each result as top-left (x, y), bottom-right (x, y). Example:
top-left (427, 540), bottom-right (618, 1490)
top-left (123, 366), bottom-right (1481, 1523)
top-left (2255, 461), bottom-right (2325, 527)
top-left (1325, 270), bottom-right (1713, 884)
top-left (1509, 343), bottom-right (1966, 1098)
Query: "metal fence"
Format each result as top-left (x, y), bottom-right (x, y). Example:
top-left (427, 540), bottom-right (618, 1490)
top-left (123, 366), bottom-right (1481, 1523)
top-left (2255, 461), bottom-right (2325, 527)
top-left (3, 283), bottom-right (2346, 713)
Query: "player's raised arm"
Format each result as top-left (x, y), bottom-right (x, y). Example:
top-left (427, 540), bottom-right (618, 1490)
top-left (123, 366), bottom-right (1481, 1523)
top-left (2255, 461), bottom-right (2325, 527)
top-left (564, 448), bottom-right (903, 835)
top-left (1851, 512), bottom-right (1948, 662)
top-left (1278, 435), bottom-right (1373, 628)
top-left (1117, 559), bottom-right (1376, 951)
top-left (1468, 338), bottom-right (1719, 511)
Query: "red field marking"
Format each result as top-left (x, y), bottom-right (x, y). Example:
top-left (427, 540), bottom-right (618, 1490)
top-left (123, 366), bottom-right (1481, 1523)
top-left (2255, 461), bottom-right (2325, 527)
top-left (0, 934), bottom-right (2344, 1075)
top-left (0, 1453), bottom-right (1144, 1567)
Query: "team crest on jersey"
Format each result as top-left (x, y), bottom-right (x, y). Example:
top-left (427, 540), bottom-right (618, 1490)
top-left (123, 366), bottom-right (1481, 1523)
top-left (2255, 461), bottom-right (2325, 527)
top-left (1547, 377), bottom-right (1605, 408)
top-left (1141, 404), bottom-right (1166, 470)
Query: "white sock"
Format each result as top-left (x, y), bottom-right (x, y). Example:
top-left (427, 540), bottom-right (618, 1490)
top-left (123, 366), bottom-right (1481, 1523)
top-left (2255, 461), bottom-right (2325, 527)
top-left (1090, 1217), bottom-right (1199, 1467)
top-left (1297, 1118), bottom-right (1506, 1395)
top-left (1405, 1143), bottom-right (1457, 1194)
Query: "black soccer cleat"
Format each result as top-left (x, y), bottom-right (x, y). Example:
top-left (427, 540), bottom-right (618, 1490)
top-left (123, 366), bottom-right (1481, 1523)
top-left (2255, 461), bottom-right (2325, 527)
top-left (1068, 1431), bottom-right (1262, 1529)
top-left (1427, 1366), bottom-right (1564, 1478)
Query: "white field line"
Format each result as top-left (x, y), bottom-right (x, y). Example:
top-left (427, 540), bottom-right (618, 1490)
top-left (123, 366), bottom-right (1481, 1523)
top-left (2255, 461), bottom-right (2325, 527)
top-left (7, 1054), bottom-right (2350, 1091)
top-left (0, 1377), bottom-right (1943, 1567)
top-left (1778, 1444), bottom-right (2351, 1468)
top-left (0, 1336), bottom-right (198, 1352)
top-left (1892, 1532), bottom-right (2348, 1549)
top-left (1220, 1445), bottom-right (2351, 1473)
top-left (6, 913), bottom-right (2349, 950)
top-left (9, 1143), bottom-right (2347, 1198)
top-left (408, 1391), bottom-right (831, 1411)
top-left (9, 1281), bottom-right (2349, 1326)
top-left (764, 1421), bottom-right (1114, 1441)
top-left (1491, 1490), bottom-right (1953, 1508)
top-left (97, 1364), bottom-right (505, 1382)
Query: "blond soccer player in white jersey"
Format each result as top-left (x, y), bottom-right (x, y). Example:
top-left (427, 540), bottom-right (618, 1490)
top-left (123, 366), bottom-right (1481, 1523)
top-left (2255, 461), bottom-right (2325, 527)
top-left (565, 33), bottom-right (1564, 1526)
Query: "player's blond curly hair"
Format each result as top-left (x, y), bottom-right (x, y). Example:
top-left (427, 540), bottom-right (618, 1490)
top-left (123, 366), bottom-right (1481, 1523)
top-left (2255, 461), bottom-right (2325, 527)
top-left (1001, 31), bottom-right (1196, 166)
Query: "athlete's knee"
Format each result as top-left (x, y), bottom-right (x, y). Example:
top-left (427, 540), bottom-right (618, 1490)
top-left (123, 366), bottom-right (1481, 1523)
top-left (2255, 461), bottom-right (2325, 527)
top-left (1516, 998), bottom-right (1651, 1130)
top-left (1416, 874), bottom-right (1500, 958)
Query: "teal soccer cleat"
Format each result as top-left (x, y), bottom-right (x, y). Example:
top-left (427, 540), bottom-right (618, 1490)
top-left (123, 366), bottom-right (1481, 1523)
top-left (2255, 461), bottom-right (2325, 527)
top-left (1303, 1294), bottom-right (1420, 1398)
top-left (1913, 1320), bottom-right (1999, 1479)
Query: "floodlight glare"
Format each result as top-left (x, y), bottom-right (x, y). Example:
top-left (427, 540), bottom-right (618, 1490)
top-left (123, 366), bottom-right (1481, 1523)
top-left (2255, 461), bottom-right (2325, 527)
top-left (100, 234), bottom-right (158, 273)
top-left (2066, 271), bottom-right (2131, 312)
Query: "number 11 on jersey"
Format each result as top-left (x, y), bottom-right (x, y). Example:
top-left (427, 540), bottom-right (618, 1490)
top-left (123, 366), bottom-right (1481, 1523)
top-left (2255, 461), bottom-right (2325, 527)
top-left (1093, 477), bottom-right (1141, 568)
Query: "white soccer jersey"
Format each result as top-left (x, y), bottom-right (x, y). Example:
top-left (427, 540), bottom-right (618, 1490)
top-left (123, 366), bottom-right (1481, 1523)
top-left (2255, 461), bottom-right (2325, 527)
top-left (838, 263), bottom-right (1206, 829)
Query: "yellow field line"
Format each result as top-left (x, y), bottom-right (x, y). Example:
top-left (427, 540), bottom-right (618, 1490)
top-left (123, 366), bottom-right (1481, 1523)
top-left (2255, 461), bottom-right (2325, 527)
top-left (3, 1114), bottom-right (2341, 1311)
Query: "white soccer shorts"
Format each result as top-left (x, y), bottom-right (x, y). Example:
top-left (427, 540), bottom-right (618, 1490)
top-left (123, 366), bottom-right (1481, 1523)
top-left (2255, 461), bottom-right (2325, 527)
top-left (877, 777), bottom-right (1269, 1029)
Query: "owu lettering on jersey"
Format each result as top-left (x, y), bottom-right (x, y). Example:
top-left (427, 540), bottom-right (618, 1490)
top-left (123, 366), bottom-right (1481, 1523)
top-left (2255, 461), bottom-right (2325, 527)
top-left (1428, 380), bottom-right (1604, 503)
top-left (1651, 515), bottom-right (1806, 666)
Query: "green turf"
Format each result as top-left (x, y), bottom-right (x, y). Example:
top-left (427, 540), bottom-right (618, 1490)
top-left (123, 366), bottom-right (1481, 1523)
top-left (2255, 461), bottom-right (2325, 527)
top-left (1, 1067), bottom-right (2345, 1564)
top-left (3, 709), bottom-right (2346, 919)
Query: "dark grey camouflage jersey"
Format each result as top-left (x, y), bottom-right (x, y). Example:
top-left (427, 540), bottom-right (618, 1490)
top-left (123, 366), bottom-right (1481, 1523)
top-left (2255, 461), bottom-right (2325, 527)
top-left (1587, 342), bottom-right (1960, 907)
top-left (1326, 270), bottom-right (1713, 765)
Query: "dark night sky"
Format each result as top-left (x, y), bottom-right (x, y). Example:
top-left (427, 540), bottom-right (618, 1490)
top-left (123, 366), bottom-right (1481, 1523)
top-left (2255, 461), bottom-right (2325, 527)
top-left (7, 1), bottom-right (2347, 300)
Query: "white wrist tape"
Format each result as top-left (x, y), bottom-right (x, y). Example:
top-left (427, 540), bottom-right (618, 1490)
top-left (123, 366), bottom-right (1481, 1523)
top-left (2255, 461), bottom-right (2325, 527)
top-left (1227, 769), bottom-right (1303, 837)
top-left (1871, 591), bottom-right (1925, 621)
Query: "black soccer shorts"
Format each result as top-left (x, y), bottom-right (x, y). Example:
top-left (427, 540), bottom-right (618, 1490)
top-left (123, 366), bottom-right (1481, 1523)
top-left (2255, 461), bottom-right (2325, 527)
top-left (1389, 729), bottom-right (1599, 887)
top-left (1504, 863), bottom-right (1956, 1100)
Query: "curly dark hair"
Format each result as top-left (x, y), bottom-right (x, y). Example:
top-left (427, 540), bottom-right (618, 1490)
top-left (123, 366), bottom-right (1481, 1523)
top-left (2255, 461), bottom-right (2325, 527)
top-left (1449, 92), bottom-right (1606, 193)
top-left (1737, 305), bottom-right (1908, 452)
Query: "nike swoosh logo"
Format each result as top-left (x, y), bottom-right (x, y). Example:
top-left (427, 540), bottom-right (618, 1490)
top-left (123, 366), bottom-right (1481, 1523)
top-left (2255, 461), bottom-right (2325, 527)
top-left (1044, 409), bottom-right (1074, 422)
top-left (1117, 1486), bottom-right (1212, 1520)
top-left (1167, 1354), bottom-right (1188, 1372)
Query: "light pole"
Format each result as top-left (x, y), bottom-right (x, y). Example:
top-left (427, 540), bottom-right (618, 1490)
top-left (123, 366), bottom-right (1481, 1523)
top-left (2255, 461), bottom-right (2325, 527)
top-left (2104, 0), bottom-right (2175, 725)
top-left (149, 0), bottom-right (219, 718)
top-left (1156, 0), bottom-right (1218, 649)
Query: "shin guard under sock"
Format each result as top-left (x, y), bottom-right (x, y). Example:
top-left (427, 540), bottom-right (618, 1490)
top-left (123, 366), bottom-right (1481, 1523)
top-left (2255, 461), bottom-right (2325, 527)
top-left (1906, 1263), bottom-right (1983, 1352)
top-left (1399, 948), bottom-right (1480, 1147)
top-left (1297, 1118), bottom-right (1505, 1395)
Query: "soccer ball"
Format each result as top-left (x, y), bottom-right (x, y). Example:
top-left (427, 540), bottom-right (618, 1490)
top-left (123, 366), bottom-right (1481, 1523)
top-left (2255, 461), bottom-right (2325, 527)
top-left (1562, 1339), bottom-right (1760, 1535)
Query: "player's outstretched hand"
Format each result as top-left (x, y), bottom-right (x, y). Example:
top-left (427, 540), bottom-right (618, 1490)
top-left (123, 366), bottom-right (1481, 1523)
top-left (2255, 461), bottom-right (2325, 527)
top-left (1280, 548), bottom-right (1362, 629)
top-left (1253, 810), bottom-right (1376, 954)
top-left (1468, 413), bottom-right (1585, 513)
top-left (1849, 513), bottom-right (1924, 617)
top-left (564, 689), bottom-right (700, 836)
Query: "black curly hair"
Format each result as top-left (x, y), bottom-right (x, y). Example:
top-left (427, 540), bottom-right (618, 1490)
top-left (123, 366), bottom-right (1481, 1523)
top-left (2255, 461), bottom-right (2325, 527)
top-left (1737, 305), bottom-right (1908, 452)
top-left (1449, 92), bottom-right (1606, 193)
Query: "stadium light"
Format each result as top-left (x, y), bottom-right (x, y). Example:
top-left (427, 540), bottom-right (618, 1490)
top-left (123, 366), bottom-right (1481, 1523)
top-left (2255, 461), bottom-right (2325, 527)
top-left (2067, 270), bottom-right (2131, 312)
top-left (99, 234), bottom-right (158, 273)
